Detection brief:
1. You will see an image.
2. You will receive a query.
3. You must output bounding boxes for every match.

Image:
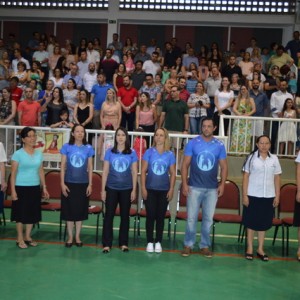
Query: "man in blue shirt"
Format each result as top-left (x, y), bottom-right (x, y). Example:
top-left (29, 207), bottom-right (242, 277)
top-left (249, 79), bottom-right (269, 138)
top-left (181, 117), bottom-right (228, 258)
top-left (90, 73), bottom-right (112, 129)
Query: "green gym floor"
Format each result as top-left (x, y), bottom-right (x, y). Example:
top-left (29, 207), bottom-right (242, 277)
top-left (1, 210), bottom-right (299, 300)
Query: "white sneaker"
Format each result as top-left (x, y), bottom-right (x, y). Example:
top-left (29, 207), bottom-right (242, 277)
top-left (155, 242), bottom-right (162, 253)
top-left (146, 242), bottom-right (154, 253)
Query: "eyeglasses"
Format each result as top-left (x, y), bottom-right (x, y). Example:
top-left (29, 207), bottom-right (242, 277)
top-left (170, 90), bottom-right (178, 92)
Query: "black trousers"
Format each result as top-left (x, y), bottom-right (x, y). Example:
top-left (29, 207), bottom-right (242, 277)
top-left (144, 189), bottom-right (169, 243)
top-left (121, 111), bottom-right (135, 132)
top-left (213, 109), bottom-right (231, 136)
top-left (271, 120), bottom-right (279, 153)
top-left (102, 187), bottom-right (132, 247)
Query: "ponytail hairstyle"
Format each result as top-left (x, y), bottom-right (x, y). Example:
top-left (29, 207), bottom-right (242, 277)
top-left (242, 135), bottom-right (271, 174)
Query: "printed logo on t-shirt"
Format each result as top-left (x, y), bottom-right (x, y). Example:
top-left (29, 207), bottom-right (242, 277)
top-left (70, 152), bottom-right (85, 168)
top-left (112, 157), bottom-right (130, 173)
top-left (197, 151), bottom-right (215, 171)
top-left (151, 159), bottom-right (167, 176)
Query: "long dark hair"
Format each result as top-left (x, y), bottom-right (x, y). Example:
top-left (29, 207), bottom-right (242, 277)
top-left (20, 127), bottom-right (36, 148)
top-left (68, 124), bottom-right (87, 145)
top-left (282, 98), bottom-right (295, 114)
top-left (111, 127), bottom-right (132, 154)
top-left (53, 87), bottom-right (64, 103)
top-left (242, 135), bottom-right (271, 173)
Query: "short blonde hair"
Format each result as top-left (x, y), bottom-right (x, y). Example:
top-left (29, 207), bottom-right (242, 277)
top-left (152, 127), bottom-right (171, 151)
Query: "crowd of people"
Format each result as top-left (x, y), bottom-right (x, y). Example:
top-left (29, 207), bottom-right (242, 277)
top-left (0, 31), bottom-right (300, 260)
top-left (1, 32), bottom-right (300, 158)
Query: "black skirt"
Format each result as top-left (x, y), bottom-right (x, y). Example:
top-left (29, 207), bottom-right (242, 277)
top-left (11, 185), bottom-right (42, 224)
top-left (293, 201), bottom-right (300, 226)
top-left (242, 196), bottom-right (274, 231)
top-left (61, 182), bottom-right (89, 221)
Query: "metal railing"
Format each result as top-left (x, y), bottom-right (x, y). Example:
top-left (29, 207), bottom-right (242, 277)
top-left (219, 114), bottom-right (299, 158)
top-left (0, 124), bottom-right (228, 175)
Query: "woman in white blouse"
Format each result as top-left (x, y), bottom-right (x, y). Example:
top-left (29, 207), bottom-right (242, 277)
top-left (242, 135), bottom-right (281, 262)
top-left (213, 77), bottom-right (234, 135)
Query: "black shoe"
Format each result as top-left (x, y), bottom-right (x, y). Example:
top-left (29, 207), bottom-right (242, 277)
top-left (65, 242), bottom-right (73, 248)
top-left (245, 253), bottom-right (253, 261)
top-left (75, 242), bottom-right (83, 247)
top-left (256, 252), bottom-right (269, 261)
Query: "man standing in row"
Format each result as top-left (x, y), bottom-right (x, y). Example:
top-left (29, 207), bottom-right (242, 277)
top-left (181, 117), bottom-right (228, 258)
top-left (117, 75), bottom-right (138, 131)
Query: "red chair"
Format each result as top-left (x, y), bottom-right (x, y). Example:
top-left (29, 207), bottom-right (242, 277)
top-left (43, 171), bottom-right (62, 238)
top-left (88, 172), bottom-right (104, 244)
top-left (1, 174), bottom-right (12, 226)
top-left (173, 184), bottom-right (202, 241)
top-left (212, 180), bottom-right (242, 250)
top-left (279, 183), bottom-right (296, 256)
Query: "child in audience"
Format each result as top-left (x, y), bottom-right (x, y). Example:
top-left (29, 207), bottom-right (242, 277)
top-left (50, 109), bottom-right (74, 128)
top-left (133, 127), bottom-right (147, 161)
top-left (278, 98), bottom-right (297, 155)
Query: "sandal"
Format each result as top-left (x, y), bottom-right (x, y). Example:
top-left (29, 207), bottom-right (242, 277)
top-left (16, 241), bottom-right (28, 249)
top-left (245, 253), bottom-right (253, 261)
top-left (24, 240), bottom-right (38, 247)
top-left (257, 252), bottom-right (269, 261)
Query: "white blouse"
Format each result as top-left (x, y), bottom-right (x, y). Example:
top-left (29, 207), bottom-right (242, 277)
top-left (243, 151), bottom-right (282, 198)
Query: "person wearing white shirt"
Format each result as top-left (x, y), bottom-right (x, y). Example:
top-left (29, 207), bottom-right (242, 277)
top-left (242, 135), bottom-right (281, 261)
top-left (142, 51), bottom-right (161, 77)
top-left (270, 80), bottom-right (293, 153)
top-left (83, 63), bottom-right (97, 92)
top-left (86, 41), bottom-right (100, 70)
top-left (77, 51), bottom-right (89, 79)
top-left (12, 49), bottom-right (30, 73)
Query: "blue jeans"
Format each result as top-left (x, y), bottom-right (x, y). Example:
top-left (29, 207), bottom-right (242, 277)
top-left (189, 117), bottom-right (201, 135)
top-left (184, 186), bottom-right (218, 249)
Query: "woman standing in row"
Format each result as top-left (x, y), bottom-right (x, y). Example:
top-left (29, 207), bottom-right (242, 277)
top-left (0, 87), bottom-right (17, 159)
top-left (242, 135), bottom-right (281, 261)
top-left (100, 88), bottom-right (121, 130)
top-left (141, 128), bottom-right (176, 253)
top-left (11, 127), bottom-right (49, 249)
top-left (101, 127), bottom-right (138, 253)
top-left (213, 77), bottom-right (234, 135)
top-left (187, 82), bottom-right (210, 135)
top-left (230, 86), bottom-right (256, 153)
top-left (42, 87), bottom-right (68, 127)
top-left (60, 125), bottom-right (94, 247)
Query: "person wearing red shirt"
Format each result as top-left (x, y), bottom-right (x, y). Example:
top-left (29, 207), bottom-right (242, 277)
top-left (18, 88), bottom-right (41, 126)
top-left (117, 75), bottom-right (138, 131)
top-left (10, 77), bottom-right (23, 109)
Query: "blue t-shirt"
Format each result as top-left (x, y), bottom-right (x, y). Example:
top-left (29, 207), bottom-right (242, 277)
top-left (104, 148), bottom-right (138, 190)
top-left (12, 148), bottom-right (43, 186)
top-left (60, 143), bottom-right (95, 183)
top-left (184, 136), bottom-right (227, 189)
top-left (91, 83), bottom-right (113, 111)
top-left (142, 147), bottom-right (175, 191)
